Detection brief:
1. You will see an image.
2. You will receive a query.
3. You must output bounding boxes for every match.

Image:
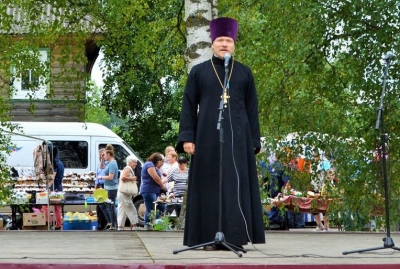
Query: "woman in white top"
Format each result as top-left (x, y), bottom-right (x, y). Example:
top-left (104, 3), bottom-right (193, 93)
top-left (161, 151), bottom-right (179, 190)
top-left (161, 151), bottom-right (178, 175)
top-left (117, 155), bottom-right (139, 230)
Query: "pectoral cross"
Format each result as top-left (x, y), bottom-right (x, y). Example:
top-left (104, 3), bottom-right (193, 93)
top-left (221, 89), bottom-right (230, 107)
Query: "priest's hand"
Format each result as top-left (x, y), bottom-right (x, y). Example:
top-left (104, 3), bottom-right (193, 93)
top-left (183, 142), bottom-right (195, 155)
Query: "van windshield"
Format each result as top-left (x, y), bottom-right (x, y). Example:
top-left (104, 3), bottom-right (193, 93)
top-left (122, 141), bottom-right (144, 164)
top-left (99, 143), bottom-right (131, 170)
top-left (52, 141), bottom-right (88, 169)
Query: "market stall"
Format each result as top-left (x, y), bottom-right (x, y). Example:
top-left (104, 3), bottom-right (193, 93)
top-left (270, 194), bottom-right (333, 214)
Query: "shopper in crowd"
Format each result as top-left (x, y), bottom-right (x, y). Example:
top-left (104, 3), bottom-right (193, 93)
top-left (164, 145), bottom-right (175, 157)
top-left (176, 17), bottom-right (265, 249)
top-left (95, 148), bottom-right (107, 230)
top-left (167, 156), bottom-right (189, 198)
top-left (266, 152), bottom-right (289, 229)
top-left (161, 146), bottom-right (175, 172)
top-left (140, 152), bottom-right (167, 229)
top-left (95, 148), bottom-right (106, 190)
top-left (162, 151), bottom-right (179, 176)
top-left (42, 145), bottom-right (64, 230)
top-left (117, 155), bottom-right (139, 230)
top-left (287, 154), bottom-right (306, 229)
top-left (312, 152), bottom-right (332, 232)
top-left (166, 156), bottom-right (189, 217)
top-left (161, 151), bottom-right (179, 193)
top-left (160, 146), bottom-right (177, 180)
top-left (97, 144), bottom-right (119, 230)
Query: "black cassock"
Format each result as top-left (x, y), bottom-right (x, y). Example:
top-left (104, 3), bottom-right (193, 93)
top-left (176, 56), bottom-right (265, 247)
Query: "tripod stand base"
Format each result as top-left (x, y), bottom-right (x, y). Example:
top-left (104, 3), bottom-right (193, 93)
top-left (343, 236), bottom-right (400, 255)
top-left (173, 232), bottom-right (246, 257)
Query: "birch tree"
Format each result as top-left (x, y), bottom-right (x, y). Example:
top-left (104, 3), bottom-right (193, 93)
top-left (176, 0), bottom-right (219, 229)
top-left (184, 0), bottom-right (217, 72)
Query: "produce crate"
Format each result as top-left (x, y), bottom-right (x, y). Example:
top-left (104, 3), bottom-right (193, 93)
top-left (63, 220), bottom-right (98, 230)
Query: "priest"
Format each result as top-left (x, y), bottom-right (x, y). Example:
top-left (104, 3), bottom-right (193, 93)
top-left (176, 17), bottom-right (265, 250)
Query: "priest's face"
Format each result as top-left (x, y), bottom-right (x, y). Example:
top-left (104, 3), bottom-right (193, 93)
top-left (212, 36), bottom-right (235, 60)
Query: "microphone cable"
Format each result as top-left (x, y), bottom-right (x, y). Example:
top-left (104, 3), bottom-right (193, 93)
top-left (225, 83), bottom-right (255, 249)
top-left (225, 72), bottom-right (287, 258)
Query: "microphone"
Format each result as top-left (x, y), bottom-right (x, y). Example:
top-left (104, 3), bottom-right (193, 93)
top-left (383, 51), bottom-right (395, 61)
top-left (224, 53), bottom-right (231, 68)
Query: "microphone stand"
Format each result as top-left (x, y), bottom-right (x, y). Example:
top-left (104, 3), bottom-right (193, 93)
top-left (173, 60), bottom-right (246, 257)
top-left (343, 55), bottom-right (400, 255)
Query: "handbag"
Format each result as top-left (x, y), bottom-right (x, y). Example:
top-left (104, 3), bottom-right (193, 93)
top-left (118, 166), bottom-right (138, 195)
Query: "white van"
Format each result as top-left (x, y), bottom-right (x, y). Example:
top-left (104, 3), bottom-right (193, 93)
top-left (6, 121), bottom-right (143, 173)
top-left (4, 121), bottom-right (146, 226)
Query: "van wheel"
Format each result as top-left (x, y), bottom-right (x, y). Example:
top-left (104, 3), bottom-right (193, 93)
top-left (134, 199), bottom-right (145, 227)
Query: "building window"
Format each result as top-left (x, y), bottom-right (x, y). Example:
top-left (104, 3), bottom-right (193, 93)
top-left (11, 48), bottom-right (49, 99)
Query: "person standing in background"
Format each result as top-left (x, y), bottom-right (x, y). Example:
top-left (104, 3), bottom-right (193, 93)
top-left (161, 146), bottom-right (175, 173)
top-left (312, 153), bottom-right (332, 231)
top-left (97, 144), bottom-right (119, 230)
top-left (140, 152), bottom-right (168, 229)
top-left (95, 148), bottom-right (106, 190)
top-left (167, 156), bottom-right (189, 198)
top-left (161, 151), bottom-right (179, 176)
top-left (42, 145), bottom-right (64, 230)
top-left (284, 153), bottom-right (306, 229)
top-left (164, 146), bottom-right (175, 157)
top-left (117, 155), bottom-right (139, 230)
top-left (176, 17), bottom-right (265, 249)
top-left (160, 147), bottom-right (178, 195)
top-left (266, 152), bottom-right (289, 230)
top-left (161, 151), bottom-right (178, 192)
top-left (166, 156), bottom-right (189, 217)
top-left (95, 148), bottom-right (107, 230)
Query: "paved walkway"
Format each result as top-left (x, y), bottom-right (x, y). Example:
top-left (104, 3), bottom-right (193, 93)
top-left (1, 229), bottom-right (400, 267)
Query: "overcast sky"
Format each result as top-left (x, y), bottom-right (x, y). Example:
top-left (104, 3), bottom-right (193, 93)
top-left (91, 51), bottom-right (104, 87)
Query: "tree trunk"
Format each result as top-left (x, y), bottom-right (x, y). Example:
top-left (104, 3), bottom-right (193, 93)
top-left (178, 0), bottom-right (218, 230)
top-left (184, 0), bottom-right (217, 73)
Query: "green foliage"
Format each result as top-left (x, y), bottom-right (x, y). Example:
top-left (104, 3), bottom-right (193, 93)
top-left (222, 0), bottom-right (400, 229)
top-left (96, 0), bottom-right (187, 158)
top-left (85, 81), bottom-right (110, 124)
top-left (0, 122), bottom-right (22, 203)
top-left (148, 209), bottom-right (173, 231)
